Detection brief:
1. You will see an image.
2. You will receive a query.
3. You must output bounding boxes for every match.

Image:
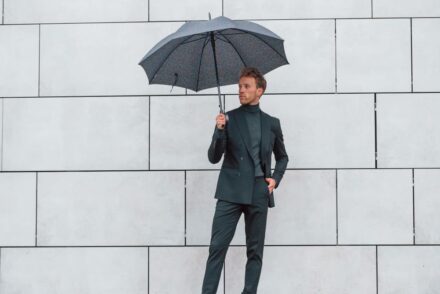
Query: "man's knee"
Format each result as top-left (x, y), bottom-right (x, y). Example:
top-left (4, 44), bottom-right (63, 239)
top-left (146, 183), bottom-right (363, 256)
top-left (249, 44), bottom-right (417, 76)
top-left (209, 242), bottom-right (230, 253)
top-left (246, 242), bottom-right (264, 259)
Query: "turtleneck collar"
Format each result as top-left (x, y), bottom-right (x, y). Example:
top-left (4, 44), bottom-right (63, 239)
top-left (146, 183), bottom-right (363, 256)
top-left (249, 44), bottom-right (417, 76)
top-left (240, 102), bottom-right (260, 113)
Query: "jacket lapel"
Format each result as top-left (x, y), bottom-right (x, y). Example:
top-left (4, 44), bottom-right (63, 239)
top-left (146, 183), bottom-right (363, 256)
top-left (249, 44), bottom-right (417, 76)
top-left (234, 108), bottom-right (253, 159)
top-left (260, 110), bottom-right (271, 177)
top-left (260, 110), bottom-right (270, 162)
top-left (233, 107), bottom-right (271, 176)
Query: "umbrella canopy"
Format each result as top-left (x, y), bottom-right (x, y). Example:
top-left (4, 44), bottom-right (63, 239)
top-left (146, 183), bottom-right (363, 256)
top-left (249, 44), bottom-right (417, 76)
top-left (138, 15), bottom-right (289, 113)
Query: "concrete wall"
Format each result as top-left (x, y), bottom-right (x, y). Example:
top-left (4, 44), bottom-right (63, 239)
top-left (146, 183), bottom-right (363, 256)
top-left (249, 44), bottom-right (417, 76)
top-left (1, 0), bottom-right (440, 293)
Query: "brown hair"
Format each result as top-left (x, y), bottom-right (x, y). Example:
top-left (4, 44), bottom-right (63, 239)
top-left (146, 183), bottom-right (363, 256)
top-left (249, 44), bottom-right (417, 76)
top-left (239, 67), bottom-right (267, 93)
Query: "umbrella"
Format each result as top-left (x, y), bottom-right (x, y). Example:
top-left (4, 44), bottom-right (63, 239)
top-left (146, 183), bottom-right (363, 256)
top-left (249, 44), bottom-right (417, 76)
top-left (138, 14), bottom-right (289, 115)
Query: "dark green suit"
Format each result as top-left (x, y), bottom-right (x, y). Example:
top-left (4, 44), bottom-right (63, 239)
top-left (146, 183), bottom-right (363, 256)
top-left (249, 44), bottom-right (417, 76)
top-left (208, 105), bottom-right (289, 207)
top-left (202, 104), bottom-right (289, 294)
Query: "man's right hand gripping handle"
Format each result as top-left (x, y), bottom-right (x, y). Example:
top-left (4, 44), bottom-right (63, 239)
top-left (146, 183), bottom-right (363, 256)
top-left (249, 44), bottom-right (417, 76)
top-left (208, 113), bottom-right (227, 164)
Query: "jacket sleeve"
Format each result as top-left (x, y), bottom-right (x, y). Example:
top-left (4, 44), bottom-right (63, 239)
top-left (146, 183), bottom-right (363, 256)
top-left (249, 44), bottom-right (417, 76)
top-left (207, 125), bottom-right (227, 164)
top-left (272, 118), bottom-right (289, 189)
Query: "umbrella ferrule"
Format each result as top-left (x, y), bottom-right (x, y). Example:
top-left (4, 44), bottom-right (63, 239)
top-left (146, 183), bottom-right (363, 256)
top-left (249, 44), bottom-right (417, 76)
top-left (170, 72), bottom-right (179, 93)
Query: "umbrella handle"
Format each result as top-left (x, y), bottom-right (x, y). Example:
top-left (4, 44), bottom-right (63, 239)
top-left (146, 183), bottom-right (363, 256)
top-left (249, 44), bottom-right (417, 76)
top-left (218, 113), bottom-right (229, 129)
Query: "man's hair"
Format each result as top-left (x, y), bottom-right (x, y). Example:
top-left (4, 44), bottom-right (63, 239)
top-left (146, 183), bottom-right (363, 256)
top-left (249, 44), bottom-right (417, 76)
top-left (239, 67), bottom-right (267, 94)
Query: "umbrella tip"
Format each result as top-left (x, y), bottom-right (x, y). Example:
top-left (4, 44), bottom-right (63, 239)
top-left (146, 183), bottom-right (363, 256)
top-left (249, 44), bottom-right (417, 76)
top-left (208, 12), bottom-right (211, 20)
top-left (170, 72), bottom-right (179, 93)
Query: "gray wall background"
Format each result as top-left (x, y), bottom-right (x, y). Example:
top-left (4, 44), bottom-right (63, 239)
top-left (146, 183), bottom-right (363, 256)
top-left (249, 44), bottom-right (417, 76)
top-left (1, 0), bottom-right (440, 293)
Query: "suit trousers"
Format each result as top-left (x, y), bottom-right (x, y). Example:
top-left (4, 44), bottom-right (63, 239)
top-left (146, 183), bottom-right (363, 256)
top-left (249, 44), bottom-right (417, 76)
top-left (201, 176), bottom-right (269, 294)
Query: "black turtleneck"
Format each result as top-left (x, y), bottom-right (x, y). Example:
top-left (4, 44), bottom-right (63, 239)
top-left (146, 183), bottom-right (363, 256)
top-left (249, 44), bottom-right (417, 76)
top-left (240, 102), bottom-right (261, 113)
top-left (240, 103), bottom-right (264, 177)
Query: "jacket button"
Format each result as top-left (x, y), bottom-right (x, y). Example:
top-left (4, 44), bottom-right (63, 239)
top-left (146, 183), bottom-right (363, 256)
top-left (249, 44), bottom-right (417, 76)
top-left (240, 157), bottom-right (243, 160)
top-left (238, 172), bottom-right (240, 176)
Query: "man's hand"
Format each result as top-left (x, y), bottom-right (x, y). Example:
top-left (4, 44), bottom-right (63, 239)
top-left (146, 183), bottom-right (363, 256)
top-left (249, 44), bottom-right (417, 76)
top-left (265, 178), bottom-right (276, 194)
top-left (216, 113), bottom-right (226, 129)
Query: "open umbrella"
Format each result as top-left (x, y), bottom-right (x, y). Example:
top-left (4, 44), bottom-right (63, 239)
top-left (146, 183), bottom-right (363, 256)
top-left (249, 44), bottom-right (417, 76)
top-left (138, 14), bottom-right (289, 115)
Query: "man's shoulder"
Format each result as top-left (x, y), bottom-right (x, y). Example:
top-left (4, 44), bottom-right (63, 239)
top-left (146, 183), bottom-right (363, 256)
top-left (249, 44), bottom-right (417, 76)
top-left (225, 107), bottom-right (240, 115)
top-left (224, 107), bottom-right (241, 120)
top-left (260, 110), bottom-right (280, 123)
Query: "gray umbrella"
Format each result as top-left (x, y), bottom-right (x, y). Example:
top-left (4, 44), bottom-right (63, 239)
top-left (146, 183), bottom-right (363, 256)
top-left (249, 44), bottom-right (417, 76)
top-left (138, 14), bottom-right (289, 114)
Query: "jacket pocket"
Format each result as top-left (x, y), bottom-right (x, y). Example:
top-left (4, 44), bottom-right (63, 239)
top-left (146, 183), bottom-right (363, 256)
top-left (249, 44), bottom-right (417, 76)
top-left (221, 167), bottom-right (240, 176)
top-left (263, 181), bottom-right (270, 195)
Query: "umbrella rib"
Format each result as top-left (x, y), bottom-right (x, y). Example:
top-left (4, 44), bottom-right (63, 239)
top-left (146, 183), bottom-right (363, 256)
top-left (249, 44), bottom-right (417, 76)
top-left (233, 28), bottom-right (288, 62)
top-left (218, 32), bottom-right (247, 36)
top-left (180, 34), bottom-right (209, 45)
top-left (195, 33), bottom-right (210, 92)
top-left (150, 34), bottom-right (196, 82)
top-left (216, 31), bottom-right (247, 68)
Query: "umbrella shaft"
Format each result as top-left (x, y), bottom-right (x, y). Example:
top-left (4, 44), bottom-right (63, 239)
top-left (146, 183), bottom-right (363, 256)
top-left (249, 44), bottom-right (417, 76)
top-left (210, 32), bottom-right (224, 114)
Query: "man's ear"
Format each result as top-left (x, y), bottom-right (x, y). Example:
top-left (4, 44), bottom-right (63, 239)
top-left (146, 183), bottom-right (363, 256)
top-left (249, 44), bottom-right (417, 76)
top-left (257, 87), bottom-right (264, 98)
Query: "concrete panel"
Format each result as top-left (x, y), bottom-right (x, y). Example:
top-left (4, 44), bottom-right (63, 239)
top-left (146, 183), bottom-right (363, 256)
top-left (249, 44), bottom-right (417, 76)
top-left (224, 0), bottom-right (371, 19)
top-left (413, 19), bottom-right (440, 92)
top-left (414, 169), bottom-right (440, 244)
top-left (0, 25), bottom-right (39, 97)
top-left (40, 22), bottom-right (185, 96)
top-left (0, 98), bottom-right (2, 169)
top-left (337, 19), bottom-right (411, 92)
top-left (257, 20), bottom-right (335, 94)
top-left (377, 93), bottom-right (440, 168)
top-left (37, 171), bottom-right (184, 245)
top-left (378, 246), bottom-right (440, 293)
top-left (0, 173), bottom-right (36, 246)
top-left (150, 0), bottom-right (221, 21)
top-left (265, 170), bottom-right (337, 244)
top-left (3, 97), bottom-right (148, 171)
top-left (373, 0), bottom-right (440, 17)
top-left (227, 94), bottom-right (375, 168)
top-left (186, 170), bottom-right (245, 245)
top-left (187, 19), bottom-right (335, 95)
top-left (150, 247), bottom-right (224, 294)
top-left (4, 0), bottom-right (148, 23)
top-left (226, 246), bottom-right (376, 293)
top-left (0, 247), bottom-right (148, 294)
top-left (187, 170), bottom-right (336, 245)
top-left (150, 95), bottom-right (226, 170)
top-left (338, 169), bottom-right (413, 244)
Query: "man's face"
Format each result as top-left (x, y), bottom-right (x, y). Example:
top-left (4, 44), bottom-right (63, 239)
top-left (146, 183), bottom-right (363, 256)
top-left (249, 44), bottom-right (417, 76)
top-left (238, 76), bottom-right (263, 105)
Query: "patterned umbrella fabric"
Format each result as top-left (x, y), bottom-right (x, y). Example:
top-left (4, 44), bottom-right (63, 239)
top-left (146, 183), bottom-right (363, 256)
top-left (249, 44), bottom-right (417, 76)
top-left (138, 15), bottom-right (289, 113)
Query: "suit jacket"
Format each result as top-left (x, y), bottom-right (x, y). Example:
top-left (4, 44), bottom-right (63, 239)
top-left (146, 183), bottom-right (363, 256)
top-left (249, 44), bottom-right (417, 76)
top-left (207, 106), bottom-right (289, 208)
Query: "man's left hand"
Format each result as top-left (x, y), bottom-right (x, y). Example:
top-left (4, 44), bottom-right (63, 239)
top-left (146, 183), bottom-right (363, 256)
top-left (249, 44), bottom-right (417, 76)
top-left (264, 178), bottom-right (276, 194)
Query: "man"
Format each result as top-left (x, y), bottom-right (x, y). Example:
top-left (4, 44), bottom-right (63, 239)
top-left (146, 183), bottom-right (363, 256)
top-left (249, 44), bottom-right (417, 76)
top-left (201, 67), bottom-right (289, 293)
